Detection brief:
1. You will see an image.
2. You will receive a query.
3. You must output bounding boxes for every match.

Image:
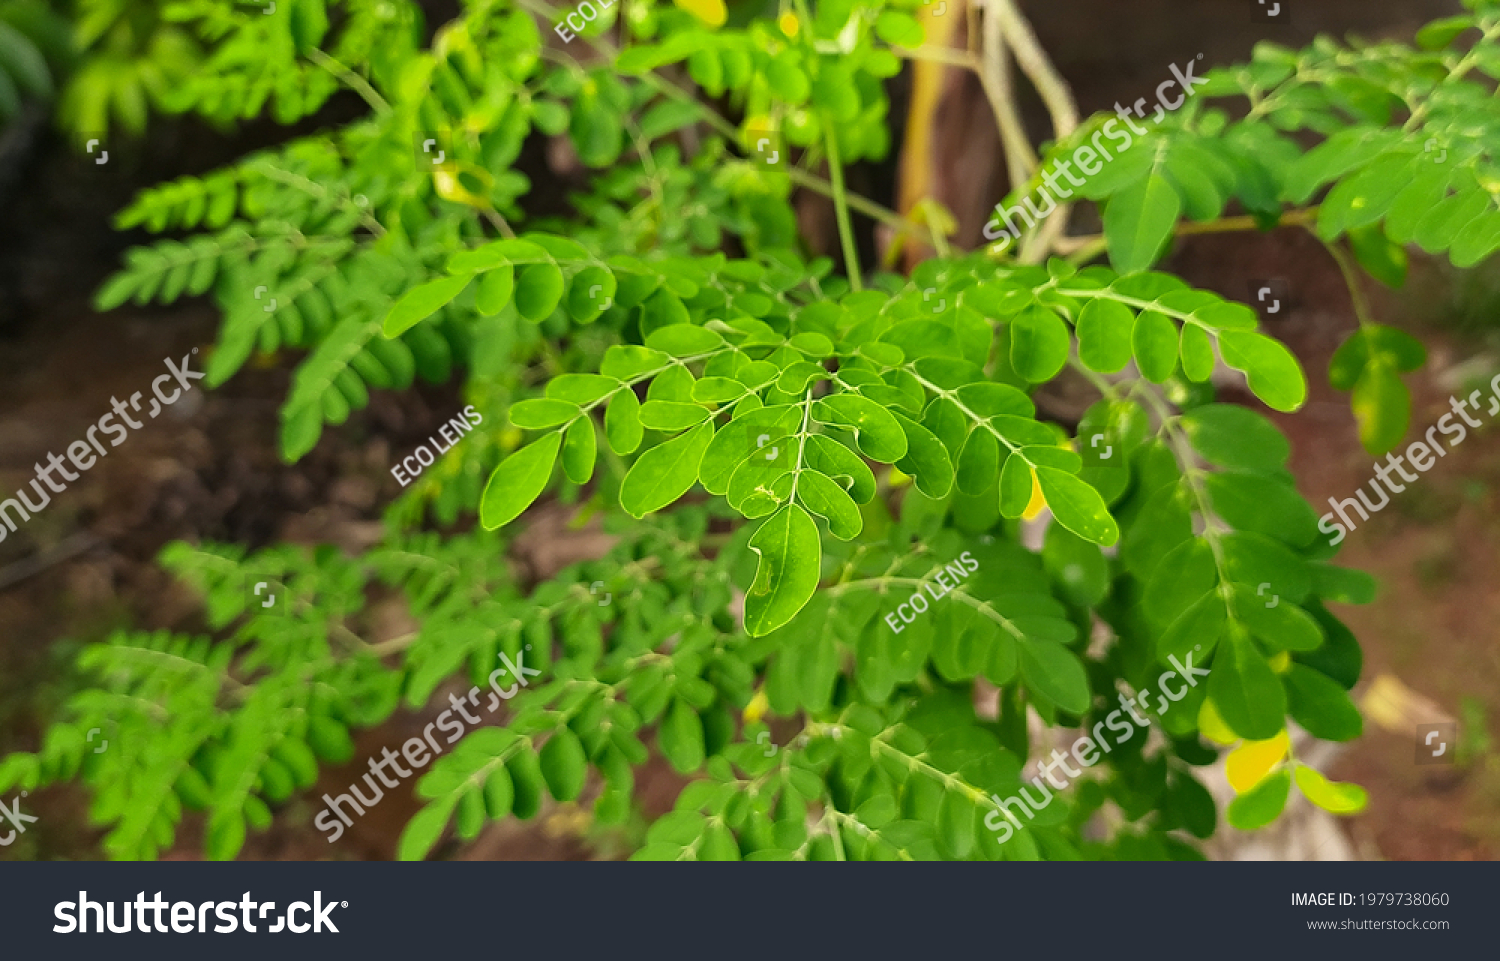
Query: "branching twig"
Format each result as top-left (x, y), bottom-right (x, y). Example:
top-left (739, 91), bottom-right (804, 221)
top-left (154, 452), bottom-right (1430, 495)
top-left (988, 0), bottom-right (1078, 141)
top-left (979, 3), bottom-right (1036, 187)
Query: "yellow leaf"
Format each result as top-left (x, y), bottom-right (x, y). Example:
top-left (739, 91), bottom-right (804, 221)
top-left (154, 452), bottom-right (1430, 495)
top-left (1198, 697), bottom-right (1239, 746)
top-left (742, 689), bottom-right (769, 724)
top-left (1294, 765), bottom-right (1369, 815)
top-left (433, 162), bottom-right (494, 209)
top-left (1226, 729), bottom-right (1290, 794)
top-left (1022, 470), bottom-right (1047, 520)
top-left (778, 11), bottom-right (799, 38)
top-left (673, 0), bottom-right (726, 28)
top-left (1360, 672), bottom-right (1452, 734)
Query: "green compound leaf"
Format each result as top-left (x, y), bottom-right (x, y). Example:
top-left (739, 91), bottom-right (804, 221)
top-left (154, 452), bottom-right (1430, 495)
top-left (812, 394), bottom-right (908, 462)
top-left (620, 420), bottom-right (714, 517)
top-left (480, 431), bottom-right (562, 530)
top-left (547, 373), bottom-right (619, 406)
top-left (397, 798), bottom-right (457, 862)
top-left (1077, 298), bottom-right (1136, 373)
top-left (604, 388), bottom-right (644, 455)
top-left (659, 698), bottom-right (706, 774)
top-left (892, 412), bottom-right (954, 498)
top-left (998, 453), bottom-right (1033, 518)
top-left (561, 416), bottom-right (597, 484)
top-left (1035, 467), bottom-right (1119, 546)
top-left (744, 503), bottom-right (821, 637)
top-left (805, 433), bottom-right (877, 503)
top-left (1018, 637), bottom-right (1091, 715)
top-left (510, 398), bottom-right (579, 429)
top-left (1218, 330), bottom-right (1307, 412)
top-left (382, 274), bottom-right (471, 338)
top-left (566, 266), bottom-right (616, 323)
top-left (1131, 310), bottom-right (1179, 383)
top-left (646, 323), bottom-right (725, 357)
top-left (474, 264), bottom-right (515, 315)
top-left (1208, 632), bottom-right (1287, 740)
top-left (1179, 404), bottom-right (1290, 474)
top-left (1105, 156), bottom-right (1181, 275)
top-left (956, 427), bottom-right (1001, 496)
top-left (539, 728), bottom-right (588, 802)
top-left (514, 263), bottom-right (566, 321)
top-left (1285, 664), bottom-right (1363, 742)
top-left (1350, 360), bottom-right (1410, 456)
top-left (1008, 306), bottom-right (1071, 383)
top-left (699, 405), bottom-right (800, 495)
top-left (1227, 768), bottom-right (1291, 830)
top-left (1415, 14), bottom-right (1474, 50)
top-left (797, 469), bottom-right (863, 540)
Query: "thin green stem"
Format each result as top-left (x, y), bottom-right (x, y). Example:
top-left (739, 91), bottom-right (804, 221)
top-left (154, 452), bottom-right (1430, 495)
top-left (824, 119), bottom-right (863, 292)
top-left (305, 48), bottom-right (390, 115)
top-left (1059, 208), bottom-right (1320, 265)
top-left (1320, 234), bottom-right (1377, 333)
top-left (787, 390), bottom-right (817, 504)
top-left (784, 167), bottom-right (907, 234)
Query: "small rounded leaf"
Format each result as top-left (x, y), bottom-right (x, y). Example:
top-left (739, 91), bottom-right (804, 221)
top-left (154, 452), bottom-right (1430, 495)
top-left (1293, 765), bottom-right (1368, 814)
top-left (480, 432), bottom-right (563, 529)
top-left (539, 728), bottom-right (588, 802)
top-left (658, 698), bottom-right (706, 774)
top-left (562, 416), bottom-right (597, 484)
top-left (514, 263), bottom-right (566, 321)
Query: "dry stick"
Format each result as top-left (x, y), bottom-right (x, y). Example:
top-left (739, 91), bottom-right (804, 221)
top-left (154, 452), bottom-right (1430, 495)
top-left (0, 531), bottom-right (104, 592)
top-left (983, 0), bottom-right (1080, 263)
top-left (978, 4), bottom-right (1036, 188)
top-left (990, 0), bottom-right (1078, 140)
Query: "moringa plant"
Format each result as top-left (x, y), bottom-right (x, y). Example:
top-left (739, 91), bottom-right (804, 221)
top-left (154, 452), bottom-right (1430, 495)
top-left (8, 0), bottom-right (1500, 860)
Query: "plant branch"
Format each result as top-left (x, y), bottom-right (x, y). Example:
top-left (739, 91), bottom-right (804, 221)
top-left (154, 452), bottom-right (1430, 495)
top-left (305, 48), bottom-right (390, 115)
top-left (1059, 207), bottom-right (1321, 264)
top-left (979, 2), bottom-right (1037, 186)
top-left (987, 0), bottom-right (1078, 140)
top-left (824, 119), bottom-right (863, 291)
top-left (1320, 234), bottom-right (1377, 332)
